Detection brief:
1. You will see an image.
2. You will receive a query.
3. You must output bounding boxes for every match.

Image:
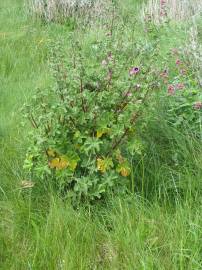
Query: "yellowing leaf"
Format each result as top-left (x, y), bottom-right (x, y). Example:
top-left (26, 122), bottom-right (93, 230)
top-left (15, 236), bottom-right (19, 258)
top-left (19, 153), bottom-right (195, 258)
top-left (97, 130), bottom-right (106, 138)
top-left (120, 167), bottom-right (130, 177)
top-left (97, 157), bottom-right (113, 173)
top-left (58, 157), bottom-right (69, 169)
top-left (97, 158), bottom-right (105, 172)
top-left (69, 160), bottom-right (78, 171)
top-left (47, 149), bottom-right (56, 157)
top-left (49, 158), bottom-right (60, 169)
top-left (96, 128), bottom-right (110, 139)
top-left (49, 157), bottom-right (69, 170)
top-left (117, 164), bottom-right (131, 177)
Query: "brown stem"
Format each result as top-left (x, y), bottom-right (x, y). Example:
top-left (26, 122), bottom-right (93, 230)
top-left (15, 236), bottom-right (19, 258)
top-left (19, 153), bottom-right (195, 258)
top-left (29, 114), bottom-right (49, 158)
top-left (114, 86), bottom-right (134, 114)
top-left (111, 127), bottom-right (130, 152)
top-left (29, 114), bottom-right (38, 129)
top-left (80, 77), bottom-right (87, 113)
top-left (69, 116), bottom-right (78, 130)
top-left (107, 68), bottom-right (113, 88)
top-left (107, 87), bottom-right (151, 156)
top-left (73, 55), bottom-right (76, 69)
top-left (115, 96), bottom-right (132, 115)
top-left (110, 7), bottom-right (115, 36)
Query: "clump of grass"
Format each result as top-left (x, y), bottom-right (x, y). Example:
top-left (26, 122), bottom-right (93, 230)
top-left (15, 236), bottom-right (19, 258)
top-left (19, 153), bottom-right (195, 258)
top-left (28, 0), bottom-right (114, 23)
top-left (141, 0), bottom-right (202, 25)
top-left (1, 195), bottom-right (202, 269)
top-left (29, 0), bottom-right (93, 22)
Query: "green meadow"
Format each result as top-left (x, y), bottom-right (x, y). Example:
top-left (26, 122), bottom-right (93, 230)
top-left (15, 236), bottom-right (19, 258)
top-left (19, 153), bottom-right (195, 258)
top-left (0, 0), bottom-right (202, 269)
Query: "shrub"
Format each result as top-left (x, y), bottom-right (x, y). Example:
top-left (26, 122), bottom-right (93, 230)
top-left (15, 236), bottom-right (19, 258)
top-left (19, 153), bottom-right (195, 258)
top-left (23, 34), bottom-right (161, 202)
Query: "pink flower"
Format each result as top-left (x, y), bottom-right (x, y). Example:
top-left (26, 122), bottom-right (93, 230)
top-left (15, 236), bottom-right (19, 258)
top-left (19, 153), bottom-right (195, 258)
top-left (129, 67), bottom-right (140, 76)
top-left (168, 85), bottom-right (175, 95)
top-left (193, 101), bottom-right (202, 110)
top-left (176, 83), bottom-right (185, 90)
top-left (176, 59), bottom-right (181, 65)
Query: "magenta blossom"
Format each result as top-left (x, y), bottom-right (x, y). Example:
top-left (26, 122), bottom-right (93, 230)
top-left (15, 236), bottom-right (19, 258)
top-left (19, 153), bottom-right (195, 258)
top-left (176, 59), bottom-right (181, 65)
top-left (193, 101), bottom-right (202, 110)
top-left (168, 85), bottom-right (175, 95)
top-left (129, 67), bottom-right (140, 76)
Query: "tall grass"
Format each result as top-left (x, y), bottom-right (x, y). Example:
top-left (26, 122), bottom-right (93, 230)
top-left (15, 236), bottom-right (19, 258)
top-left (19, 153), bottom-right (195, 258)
top-left (1, 195), bottom-right (201, 269)
top-left (28, 0), bottom-right (113, 24)
top-left (0, 0), bottom-right (202, 269)
top-left (183, 23), bottom-right (202, 87)
top-left (29, 0), bottom-right (93, 21)
top-left (141, 0), bottom-right (202, 25)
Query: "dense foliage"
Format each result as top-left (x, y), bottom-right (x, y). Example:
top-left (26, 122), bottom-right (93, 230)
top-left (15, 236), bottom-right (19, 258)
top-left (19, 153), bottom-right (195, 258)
top-left (23, 34), bottom-right (162, 201)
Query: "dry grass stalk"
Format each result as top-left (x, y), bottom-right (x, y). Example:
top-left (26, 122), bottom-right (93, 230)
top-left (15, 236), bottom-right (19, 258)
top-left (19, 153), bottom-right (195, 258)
top-left (28, 0), bottom-right (113, 23)
top-left (183, 23), bottom-right (202, 86)
top-left (141, 0), bottom-right (202, 25)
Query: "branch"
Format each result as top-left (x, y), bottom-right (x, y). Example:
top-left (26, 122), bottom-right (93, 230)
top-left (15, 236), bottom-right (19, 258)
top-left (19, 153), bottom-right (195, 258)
top-left (107, 87), bottom-right (151, 155)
